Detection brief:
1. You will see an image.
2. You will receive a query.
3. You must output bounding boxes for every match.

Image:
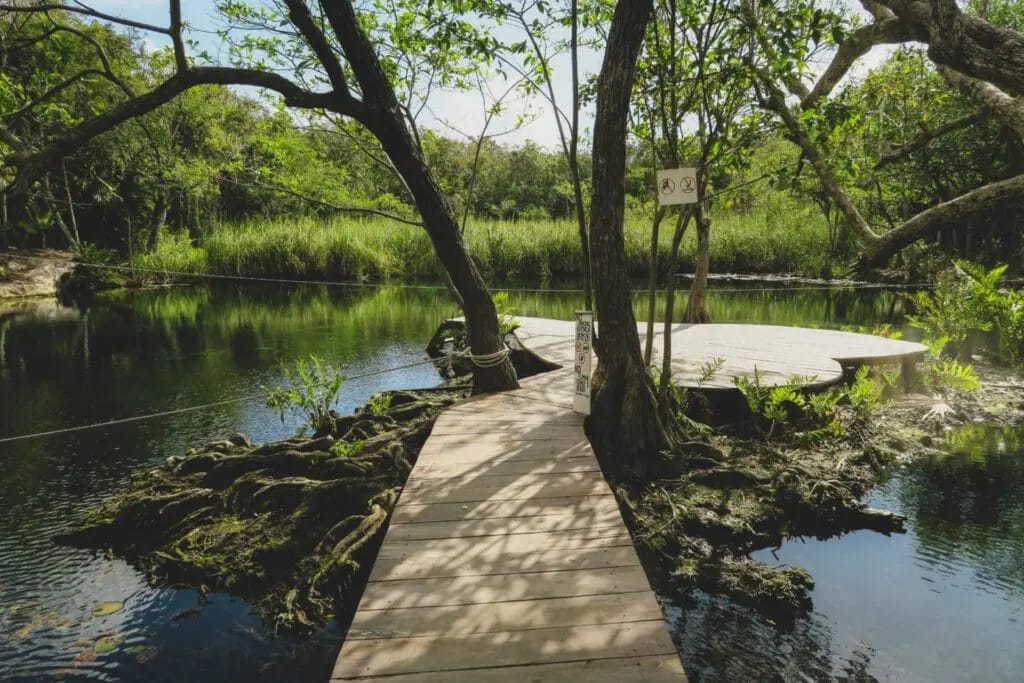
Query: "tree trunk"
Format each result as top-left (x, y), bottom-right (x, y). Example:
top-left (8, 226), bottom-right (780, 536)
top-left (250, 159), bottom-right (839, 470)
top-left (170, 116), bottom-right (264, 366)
top-left (588, 0), bottom-right (679, 474)
top-left (856, 173), bottom-right (1024, 271)
top-left (366, 115), bottom-right (517, 394)
top-left (877, 0), bottom-right (1024, 96)
top-left (755, 73), bottom-right (879, 248)
top-left (685, 205), bottom-right (712, 324)
top-left (328, 0), bottom-right (517, 394)
top-left (659, 208), bottom-right (693, 406)
top-left (644, 204), bottom-right (667, 366)
top-left (149, 192), bottom-right (169, 251)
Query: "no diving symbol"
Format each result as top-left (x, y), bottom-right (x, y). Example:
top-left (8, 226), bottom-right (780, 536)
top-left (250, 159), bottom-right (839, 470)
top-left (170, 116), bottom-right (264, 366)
top-left (659, 178), bottom-right (676, 195)
top-left (681, 176), bottom-right (695, 193)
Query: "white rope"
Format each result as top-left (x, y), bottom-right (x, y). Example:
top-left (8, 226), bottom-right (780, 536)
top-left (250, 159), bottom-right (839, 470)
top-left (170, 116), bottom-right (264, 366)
top-left (465, 347), bottom-right (511, 368)
top-left (0, 356), bottom-right (448, 445)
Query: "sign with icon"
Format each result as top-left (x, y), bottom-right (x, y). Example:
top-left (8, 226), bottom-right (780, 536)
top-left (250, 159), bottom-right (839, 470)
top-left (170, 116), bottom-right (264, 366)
top-left (573, 311), bottom-right (592, 415)
top-left (656, 168), bottom-right (698, 206)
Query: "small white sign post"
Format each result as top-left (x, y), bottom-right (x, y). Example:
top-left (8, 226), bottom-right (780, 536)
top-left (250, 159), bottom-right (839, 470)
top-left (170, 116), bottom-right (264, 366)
top-left (656, 168), bottom-right (699, 206)
top-left (573, 310), bottom-right (593, 415)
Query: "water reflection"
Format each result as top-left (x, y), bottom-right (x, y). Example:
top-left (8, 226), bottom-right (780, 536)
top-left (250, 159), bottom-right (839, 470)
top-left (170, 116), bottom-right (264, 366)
top-left (683, 423), bottom-right (1024, 682)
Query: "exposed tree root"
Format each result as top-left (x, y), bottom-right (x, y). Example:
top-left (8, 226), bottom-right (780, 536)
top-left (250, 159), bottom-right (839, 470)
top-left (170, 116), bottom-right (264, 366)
top-left (619, 405), bottom-right (916, 624)
top-left (54, 388), bottom-right (465, 633)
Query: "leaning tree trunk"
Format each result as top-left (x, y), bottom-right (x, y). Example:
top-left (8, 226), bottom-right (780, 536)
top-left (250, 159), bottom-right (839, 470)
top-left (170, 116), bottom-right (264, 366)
top-left (588, 0), bottom-right (679, 474)
top-left (330, 0), bottom-right (517, 394)
top-left (856, 173), bottom-right (1024, 272)
top-left (685, 206), bottom-right (712, 324)
top-left (367, 115), bottom-right (518, 394)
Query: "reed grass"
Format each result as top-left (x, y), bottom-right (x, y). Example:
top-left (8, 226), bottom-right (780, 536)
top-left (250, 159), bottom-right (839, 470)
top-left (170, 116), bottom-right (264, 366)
top-left (135, 191), bottom-right (833, 282)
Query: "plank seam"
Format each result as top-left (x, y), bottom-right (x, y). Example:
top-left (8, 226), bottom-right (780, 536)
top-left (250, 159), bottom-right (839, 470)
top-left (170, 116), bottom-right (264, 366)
top-left (333, 648), bottom-right (681, 680)
top-left (352, 588), bottom-right (654, 614)
top-left (366, 562), bottom-right (640, 584)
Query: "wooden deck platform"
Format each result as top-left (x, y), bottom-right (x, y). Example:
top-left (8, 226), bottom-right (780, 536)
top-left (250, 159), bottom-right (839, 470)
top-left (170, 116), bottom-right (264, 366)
top-left (513, 317), bottom-right (927, 389)
top-left (331, 364), bottom-right (686, 682)
top-left (332, 318), bottom-right (927, 681)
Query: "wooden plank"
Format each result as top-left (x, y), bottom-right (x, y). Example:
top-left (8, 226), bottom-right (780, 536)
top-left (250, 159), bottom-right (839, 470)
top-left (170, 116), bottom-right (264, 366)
top-left (332, 654), bottom-right (686, 682)
top-left (411, 456), bottom-right (600, 479)
top-left (402, 470), bottom-right (604, 491)
top-left (396, 472), bottom-right (610, 504)
top-left (359, 566), bottom-right (656, 610)
top-left (332, 621), bottom-right (678, 679)
top-left (387, 510), bottom-right (623, 542)
top-left (416, 438), bottom-right (591, 462)
top-left (367, 544), bottom-right (640, 581)
top-left (374, 527), bottom-right (631, 563)
top-left (347, 591), bottom-right (662, 639)
top-left (390, 494), bottom-right (619, 524)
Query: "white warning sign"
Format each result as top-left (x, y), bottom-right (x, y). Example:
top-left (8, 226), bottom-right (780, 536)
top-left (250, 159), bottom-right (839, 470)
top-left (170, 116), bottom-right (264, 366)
top-left (656, 168), bottom-right (698, 206)
top-left (573, 310), bottom-right (593, 416)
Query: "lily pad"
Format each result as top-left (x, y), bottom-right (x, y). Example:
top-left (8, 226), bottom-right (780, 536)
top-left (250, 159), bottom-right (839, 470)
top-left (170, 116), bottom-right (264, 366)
top-left (91, 601), bottom-right (123, 617)
top-left (126, 644), bottom-right (158, 664)
top-left (94, 636), bottom-right (121, 654)
top-left (72, 650), bottom-right (97, 666)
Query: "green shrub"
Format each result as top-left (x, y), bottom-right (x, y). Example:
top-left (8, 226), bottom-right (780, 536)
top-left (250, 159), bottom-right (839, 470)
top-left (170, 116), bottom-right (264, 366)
top-left (263, 355), bottom-right (344, 436)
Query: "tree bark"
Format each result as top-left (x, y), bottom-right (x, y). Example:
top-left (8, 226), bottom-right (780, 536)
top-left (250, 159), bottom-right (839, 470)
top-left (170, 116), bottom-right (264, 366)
top-left (685, 205), bottom-right (712, 324)
top-left (643, 204), bottom-right (667, 366)
top-left (937, 66), bottom-right (1024, 138)
top-left (325, 0), bottom-right (517, 394)
top-left (875, 0), bottom-right (1024, 96)
top-left (659, 208), bottom-right (693, 405)
top-left (754, 71), bottom-right (880, 247)
top-left (588, 0), bottom-right (679, 474)
top-left (856, 173), bottom-right (1024, 271)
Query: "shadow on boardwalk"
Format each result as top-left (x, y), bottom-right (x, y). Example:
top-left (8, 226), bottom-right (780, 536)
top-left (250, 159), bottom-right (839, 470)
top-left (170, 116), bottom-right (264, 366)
top-left (331, 367), bottom-right (687, 682)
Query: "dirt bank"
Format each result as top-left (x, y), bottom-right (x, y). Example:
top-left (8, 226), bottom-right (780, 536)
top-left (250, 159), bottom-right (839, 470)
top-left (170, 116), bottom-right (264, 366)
top-left (0, 249), bottom-right (74, 300)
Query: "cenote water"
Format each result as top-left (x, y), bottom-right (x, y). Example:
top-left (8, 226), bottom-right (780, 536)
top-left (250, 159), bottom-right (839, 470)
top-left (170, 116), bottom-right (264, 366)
top-left (0, 282), bottom-right (1020, 681)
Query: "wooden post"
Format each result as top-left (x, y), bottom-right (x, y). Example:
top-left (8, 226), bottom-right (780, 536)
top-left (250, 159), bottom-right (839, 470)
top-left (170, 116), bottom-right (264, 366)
top-left (901, 359), bottom-right (918, 392)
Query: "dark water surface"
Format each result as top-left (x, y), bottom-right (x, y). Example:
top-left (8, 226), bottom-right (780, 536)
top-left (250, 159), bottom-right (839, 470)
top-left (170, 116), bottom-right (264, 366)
top-left (0, 282), bottom-right (1018, 682)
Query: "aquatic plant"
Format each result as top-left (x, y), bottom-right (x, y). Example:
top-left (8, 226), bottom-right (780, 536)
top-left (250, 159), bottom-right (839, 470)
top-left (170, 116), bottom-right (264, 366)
top-left (263, 356), bottom-right (344, 437)
top-left (907, 261), bottom-right (1024, 366)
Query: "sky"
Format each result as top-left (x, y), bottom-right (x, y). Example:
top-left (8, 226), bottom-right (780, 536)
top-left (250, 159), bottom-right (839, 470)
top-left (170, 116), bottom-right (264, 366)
top-left (93, 0), bottom-right (899, 150)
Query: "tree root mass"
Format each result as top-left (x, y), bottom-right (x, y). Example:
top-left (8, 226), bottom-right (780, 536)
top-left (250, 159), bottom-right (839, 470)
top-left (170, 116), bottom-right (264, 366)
top-left (54, 388), bottom-right (465, 633)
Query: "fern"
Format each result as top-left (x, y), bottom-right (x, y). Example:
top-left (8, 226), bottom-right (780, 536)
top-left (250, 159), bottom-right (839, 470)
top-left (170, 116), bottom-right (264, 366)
top-left (929, 358), bottom-right (981, 391)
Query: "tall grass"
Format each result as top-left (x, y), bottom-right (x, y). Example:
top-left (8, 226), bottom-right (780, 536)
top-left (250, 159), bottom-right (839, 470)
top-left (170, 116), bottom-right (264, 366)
top-left (135, 191), bottom-right (833, 283)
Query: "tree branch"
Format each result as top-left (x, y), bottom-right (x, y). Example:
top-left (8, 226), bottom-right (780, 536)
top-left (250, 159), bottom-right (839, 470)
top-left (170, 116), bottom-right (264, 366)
top-left (802, 17), bottom-right (916, 108)
top-left (283, 0), bottom-right (348, 94)
top-left (0, 3), bottom-right (171, 35)
top-left (10, 67), bottom-right (346, 190)
top-left (856, 172), bottom-right (1024, 271)
top-left (937, 65), bottom-right (1024, 138)
top-left (875, 0), bottom-right (1024, 96)
top-left (874, 108), bottom-right (986, 169)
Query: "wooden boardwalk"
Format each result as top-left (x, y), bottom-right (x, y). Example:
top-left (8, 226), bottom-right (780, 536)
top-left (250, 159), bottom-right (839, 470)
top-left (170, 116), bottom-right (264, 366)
top-left (332, 318), bottom-right (926, 681)
top-left (332, 365), bottom-right (687, 681)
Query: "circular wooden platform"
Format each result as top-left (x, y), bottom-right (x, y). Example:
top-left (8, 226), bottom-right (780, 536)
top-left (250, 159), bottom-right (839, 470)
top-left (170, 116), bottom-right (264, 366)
top-left (510, 317), bottom-right (928, 390)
